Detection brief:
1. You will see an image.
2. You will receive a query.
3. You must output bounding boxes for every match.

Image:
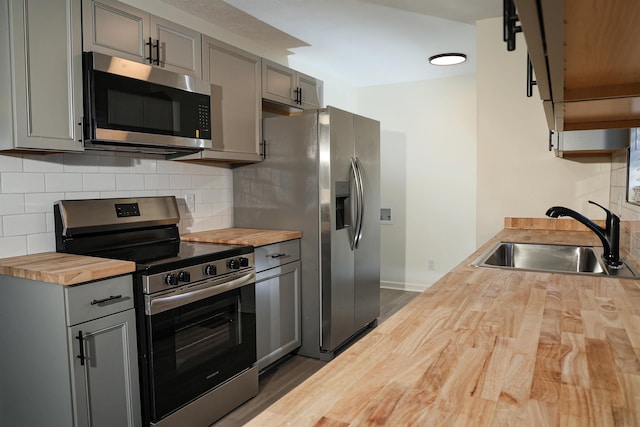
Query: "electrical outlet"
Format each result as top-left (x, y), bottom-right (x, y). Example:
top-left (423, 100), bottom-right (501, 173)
top-left (427, 259), bottom-right (435, 271)
top-left (185, 193), bottom-right (195, 212)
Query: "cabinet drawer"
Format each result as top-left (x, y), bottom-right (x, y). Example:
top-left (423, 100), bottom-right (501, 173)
top-left (255, 239), bottom-right (300, 272)
top-left (64, 275), bottom-right (134, 326)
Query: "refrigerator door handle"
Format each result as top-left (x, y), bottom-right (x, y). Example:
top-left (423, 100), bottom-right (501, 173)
top-left (354, 156), bottom-right (365, 249)
top-left (349, 157), bottom-right (361, 250)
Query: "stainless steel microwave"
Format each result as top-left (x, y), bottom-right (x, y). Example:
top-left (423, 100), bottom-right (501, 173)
top-left (82, 52), bottom-right (212, 155)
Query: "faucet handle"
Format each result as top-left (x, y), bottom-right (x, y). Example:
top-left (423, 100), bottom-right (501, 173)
top-left (589, 200), bottom-right (619, 226)
top-left (588, 200), bottom-right (610, 214)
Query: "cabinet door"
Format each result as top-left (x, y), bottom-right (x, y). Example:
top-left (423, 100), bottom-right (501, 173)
top-left (262, 59), bottom-right (298, 107)
top-left (0, 0), bottom-right (13, 149)
top-left (298, 72), bottom-right (323, 109)
top-left (150, 15), bottom-right (201, 77)
top-left (69, 309), bottom-right (141, 427)
top-left (82, 0), bottom-right (149, 64)
top-left (202, 36), bottom-right (261, 161)
top-left (7, 0), bottom-right (83, 151)
top-left (255, 261), bottom-right (301, 370)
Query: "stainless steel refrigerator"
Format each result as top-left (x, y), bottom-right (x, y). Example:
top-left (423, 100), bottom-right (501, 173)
top-left (233, 106), bottom-right (380, 360)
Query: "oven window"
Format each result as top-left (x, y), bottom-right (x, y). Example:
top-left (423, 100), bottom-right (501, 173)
top-left (174, 295), bottom-right (240, 374)
top-left (147, 284), bottom-right (256, 421)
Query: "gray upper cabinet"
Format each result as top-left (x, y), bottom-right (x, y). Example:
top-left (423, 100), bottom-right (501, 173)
top-left (298, 71), bottom-right (324, 109)
top-left (0, 0), bottom-right (84, 151)
top-left (177, 37), bottom-right (262, 163)
top-left (83, 0), bottom-right (202, 77)
top-left (203, 37), bottom-right (262, 162)
top-left (262, 59), bottom-right (323, 110)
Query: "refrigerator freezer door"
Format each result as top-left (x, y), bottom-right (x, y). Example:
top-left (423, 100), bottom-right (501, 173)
top-left (353, 114), bottom-right (380, 330)
top-left (320, 107), bottom-right (356, 352)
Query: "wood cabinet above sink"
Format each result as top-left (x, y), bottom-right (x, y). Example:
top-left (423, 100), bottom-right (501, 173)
top-left (515, 0), bottom-right (640, 131)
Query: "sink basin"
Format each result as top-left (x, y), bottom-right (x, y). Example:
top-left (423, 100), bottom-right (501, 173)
top-left (471, 242), bottom-right (639, 278)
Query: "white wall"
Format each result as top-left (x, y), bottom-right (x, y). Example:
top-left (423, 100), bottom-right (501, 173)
top-left (357, 75), bottom-right (477, 291)
top-left (0, 152), bottom-right (232, 258)
top-left (476, 17), bottom-right (612, 245)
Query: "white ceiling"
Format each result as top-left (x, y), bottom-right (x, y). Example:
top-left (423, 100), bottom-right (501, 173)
top-left (160, 0), bottom-right (502, 87)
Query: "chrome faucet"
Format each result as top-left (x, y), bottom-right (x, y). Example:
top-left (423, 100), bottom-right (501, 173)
top-left (545, 200), bottom-right (621, 267)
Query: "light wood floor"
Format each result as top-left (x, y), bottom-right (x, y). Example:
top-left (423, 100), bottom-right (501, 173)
top-left (212, 288), bottom-right (420, 426)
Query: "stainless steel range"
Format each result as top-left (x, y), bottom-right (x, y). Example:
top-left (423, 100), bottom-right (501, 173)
top-left (54, 196), bottom-right (258, 427)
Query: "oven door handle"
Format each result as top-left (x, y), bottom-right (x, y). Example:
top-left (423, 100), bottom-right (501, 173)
top-left (147, 271), bottom-right (255, 315)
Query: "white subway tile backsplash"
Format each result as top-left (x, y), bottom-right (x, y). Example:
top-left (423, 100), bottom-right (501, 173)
top-left (0, 236), bottom-right (27, 257)
top-left (116, 174), bottom-right (145, 191)
top-left (202, 189), bottom-right (224, 203)
top-left (99, 191), bottom-right (132, 199)
top-left (3, 213), bottom-right (46, 236)
top-left (192, 175), bottom-right (214, 189)
top-left (0, 153), bottom-right (233, 258)
top-left (0, 154), bottom-right (23, 172)
top-left (170, 175), bottom-right (192, 189)
top-left (27, 232), bottom-right (55, 254)
top-left (157, 189), bottom-right (182, 198)
top-left (45, 173), bottom-right (83, 192)
top-left (158, 160), bottom-right (183, 174)
top-left (45, 212), bottom-right (55, 232)
top-left (23, 154), bottom-right (64, 172)
top-left (83, 173), bottom-right (116, 191)
top-left (145, 174), bottom-right (170, 190)
top-left (180, 162), bottom-right (203, 175)
top-left (130, 190), bottom-right (158, 197)
top-left (0, 194), bottom-right (25, 215)
top-left (25, 193), bottom-right (64, 213)
top-left (64, 191), bottom-right (101, 200)
top-left (1, 173), bottom-right (45, 193)
top-left (99, 155), bottom-right (131, 174)
top-left (130, 158), bottom-right (157, 174)
top-left (63, 153), bottom-right (101, 172)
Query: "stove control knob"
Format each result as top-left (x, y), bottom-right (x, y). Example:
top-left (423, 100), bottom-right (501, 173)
top-left (178, 271), bottom-right (191, 282)
top-left (239, 257), bottom-right (249, 267)
top-left (164, 273), bottom-right (179, 286)
top-left (204, 264), bottom-right (217, 276)
top-left (227, 259), bottom-right (240, 269)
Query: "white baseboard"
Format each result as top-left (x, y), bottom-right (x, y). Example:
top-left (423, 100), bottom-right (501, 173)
top-left (380, 281), bottom-right (428, 293)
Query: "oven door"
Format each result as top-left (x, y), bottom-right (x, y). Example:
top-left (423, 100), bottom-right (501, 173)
top-left (144, 270), bottom-right (256, 422)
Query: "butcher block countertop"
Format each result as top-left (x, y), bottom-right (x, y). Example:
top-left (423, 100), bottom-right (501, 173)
top-left (246, 222), bottom-right (640, 426)
top-left (0, 252), bottom-right (135, 286)
top-left (181, 228), bottom-right (302, 247)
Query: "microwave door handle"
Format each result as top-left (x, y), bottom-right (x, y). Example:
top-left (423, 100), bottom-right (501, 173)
top-left (146, 271), bottom-right (255, 315)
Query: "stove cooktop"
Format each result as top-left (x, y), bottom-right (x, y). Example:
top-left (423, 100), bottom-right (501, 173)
top-left (136, 241), bottom-right (254, 275)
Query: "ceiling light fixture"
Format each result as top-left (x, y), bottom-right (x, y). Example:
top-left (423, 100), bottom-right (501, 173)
top-left (428, 53), bottom-right (467, 66)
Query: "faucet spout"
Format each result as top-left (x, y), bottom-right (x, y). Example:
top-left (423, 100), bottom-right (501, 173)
top-left (545, 201), bottom-right (621, 267)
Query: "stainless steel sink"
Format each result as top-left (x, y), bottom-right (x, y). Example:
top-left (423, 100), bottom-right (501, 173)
top-left (471, 242), bottom-right (639, 278)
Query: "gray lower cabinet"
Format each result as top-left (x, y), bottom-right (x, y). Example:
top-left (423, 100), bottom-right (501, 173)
top-left (0, 275), bottom-right (140, 427)
top-left (255, 239), bottom-right (301, 371)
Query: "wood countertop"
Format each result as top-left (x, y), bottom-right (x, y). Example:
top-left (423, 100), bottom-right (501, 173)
top-left (246, 225), bottom-right (640, 426)
top-left (181, 228), bottom-right (302, 247)
top-left (0, 252), bottom-right (136, 286)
